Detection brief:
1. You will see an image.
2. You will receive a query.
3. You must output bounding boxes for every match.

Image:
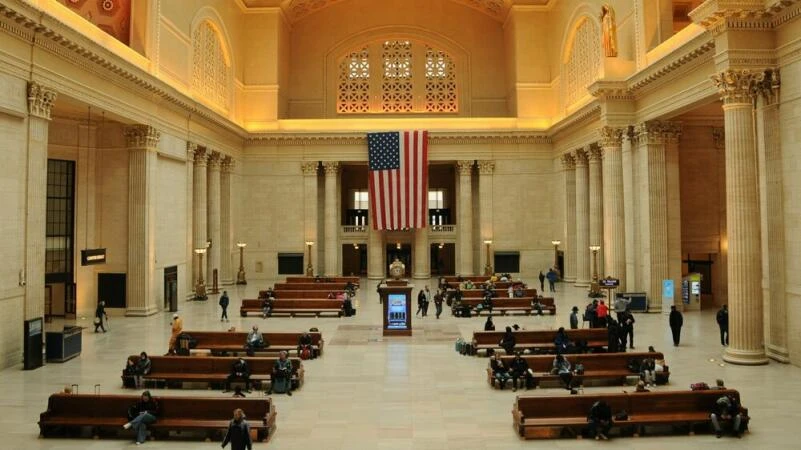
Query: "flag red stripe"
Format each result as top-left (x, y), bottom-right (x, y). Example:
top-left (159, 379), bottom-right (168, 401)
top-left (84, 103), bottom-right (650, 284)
top-left (409, 131), bottom-right (415, 229)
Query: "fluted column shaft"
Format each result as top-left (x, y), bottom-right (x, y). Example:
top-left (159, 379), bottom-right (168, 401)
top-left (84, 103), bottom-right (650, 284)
top-left (368, 226), bottom-right (385, 279)
top-left (323, 162), bottom-right (340, 277)
top-left (207, 152), bottom-right (221, 288)
top-left (588, 146), bottom-right (604, 278)
top-left (220, 157), bottom-right (234, 285)
top-left (562, 155), bottom-right (576, 282)
top-left (24, 82), bottom-right (56, 320)
top-left (457, 161), bottom-right (474, 275)
top-left (302, 162), bottom-right (319, 276)
top-left (478, 160), bottom-right (495, 275)
top-left (193, 148), bottom-right (208, 284)
top-left (125, 125), bottom-right (160, 316)
top-left (185, 145), bottom-right (195, 298)
top-left (574, 150), bottom-right (590, 287)
top-left (621, 131), bottom-right (636, 291)
top-left (713, 70), bottom-right (768, 365)
top-left (601, 127), bottom-right (626, 289)
top-left (413, 228), bottom-right (429, 279)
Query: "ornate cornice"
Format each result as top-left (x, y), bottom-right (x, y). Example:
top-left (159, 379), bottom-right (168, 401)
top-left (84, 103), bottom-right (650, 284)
top-left (573, 149), bottom-right (588, 167)
top-left (27, 81), bottom-right (57, 120)
top-left (477, 160), bottom-right (495, 175)
top-left (711, 69), bottom-right (761, 104)
top-left (301, 161), bottom-right (319, 176)
top-left (588, 81), bottom-right (633, 101)
top-left (754, 68), bottom-right (781, 106)
top-left (246, 132), bottom-right (551, 146)
top-left (635, 121), bottom-right (682, 145)
top-left (322, 161), bottom-right (340, 175)
top-left (124, 125), bottom-right (160, 149)
top-left (560, 153), bottom-right (575, 170)
top-left (456, 160), bottom-right (474, 175)
top-left (690, 0), bottom-right (801, 31)
top-left (598, 126), bottom-right (624, 148)
top-left (628, 37), bottom-right (716, 95)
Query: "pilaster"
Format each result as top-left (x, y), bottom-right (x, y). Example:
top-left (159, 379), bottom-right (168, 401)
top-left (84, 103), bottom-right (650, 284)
top-left (185, 144), bottom-right (195, 299)
top-left (477, 160), bottom-right (495, 276)
top-left (622, 128), bottom-right (637, 291)
top-left (574, 149), bottom-right (590, 287)
top-left (588, 145), bottom-right (604, 278)
top-left (561, 154), bottom-right (577, 282)
top-left (600, 126), bottom-right (626, 290)
top-left (456, 160), bottom-right (474, 276)
top-left (206, 151), bottom-right (221, 290)
top-left (193, 146), bottom-right (208, 285)
top-left (323, 162), bottom-right (340, 277)
top-left (220, 156), bottom-right (234, 285)
top-left (301, 161), bottom-right (319, 276)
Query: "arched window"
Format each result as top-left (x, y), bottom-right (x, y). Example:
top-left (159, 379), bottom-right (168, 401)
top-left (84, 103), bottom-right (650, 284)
top-left (563, 18), bottom-right (601, 108)
top-left (336, 39), bottom-right (459, 114)
top-left (192, 20), bottom-right (231, 110)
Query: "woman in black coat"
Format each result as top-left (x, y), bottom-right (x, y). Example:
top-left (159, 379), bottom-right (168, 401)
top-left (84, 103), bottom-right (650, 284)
top-left (500, 326), bottom-right (516, 355)
top-left (222, 408), bottom-right (252, 450)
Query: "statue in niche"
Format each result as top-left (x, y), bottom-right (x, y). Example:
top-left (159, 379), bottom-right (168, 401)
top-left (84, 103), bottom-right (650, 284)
top-left (601, 4), bottom-right (618, 57)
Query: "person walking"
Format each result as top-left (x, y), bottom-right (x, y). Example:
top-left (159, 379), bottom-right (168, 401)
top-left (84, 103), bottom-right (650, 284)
top-left (668, 305), bottom-right (683, 346)
top-left (219, 291), bottom-right (230, 322)
top-left (716, 304), bottom-right (729, 346)
top-left (620, 310), bottom-right (635, 349)
top-left (416, 289), bottom-right (426, 317)
top-left (546, 269), bottom-right (557, 292)
top-left (434, 289), bottom-right (444, 319)
top-left (422, 285), bottom-right (431, 317)
top-left (94, 301), bottom-right (108, 333)
top-left (222, 408), bottom-right (253, 450)
top-left (538, 271), bottom-right (545, 293)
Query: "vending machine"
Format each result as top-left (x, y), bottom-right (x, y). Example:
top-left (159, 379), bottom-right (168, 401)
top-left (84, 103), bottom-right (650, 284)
top-left (379, 285), bottom-right (413, 336)
top-left (682, 273), bottom-right (703, 311)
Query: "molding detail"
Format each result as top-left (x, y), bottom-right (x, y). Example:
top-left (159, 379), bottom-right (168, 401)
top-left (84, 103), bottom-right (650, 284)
top-left (561, 153), bottom-right (576, 170)
top-left (221, 155), bottom-right (234, 173)
top-left (754, 68), bottom-right (781, 106)
top-left (477, 160), bottom-right (495, 175)
top-left (124, 124), bottom-right (160, 149)
top-left (322, 161), bottom-right (340, 175)
top-left (246, 132), bottom-right (552, 146)
top-left (574, 148), bottom-right (588, 166)
top-left (187, 142), bottom-right (198, 162)
top-left (456, 160), bottom-right (474, 175)
top-left (635, 121), bottom-right (682, 145)
top-left (712, 69), bottom-right (761, 104)
top-left (194, 146), bottom-right (208, 167)
top-left (27, 81), bottom-right (57, 120)
top-left (598, 126), bottom-right (624, 148)
top-left (301, 161), bottom-right (319, 176)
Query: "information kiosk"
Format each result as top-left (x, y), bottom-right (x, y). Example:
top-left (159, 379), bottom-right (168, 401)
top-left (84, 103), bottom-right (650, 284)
top-left (379, 285), bottom-right (413, 336)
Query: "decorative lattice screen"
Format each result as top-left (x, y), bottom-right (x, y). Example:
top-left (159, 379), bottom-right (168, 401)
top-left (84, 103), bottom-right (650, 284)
top-left (337, 47), bottom-right (371, 114)
top-left (381, 40), bottom-right (414, 113)
top-left (564, 18), bottom-right (601, 108)
top-left (425, 46), bottom-right (458, 113)
top-left (192, 21), bottom-right (230, 110)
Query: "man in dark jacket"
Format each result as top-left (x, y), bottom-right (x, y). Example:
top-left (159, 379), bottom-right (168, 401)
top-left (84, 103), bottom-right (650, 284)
top-left (94, 301), bottom-right (108, 332)
top-left (222, 408), bottom-right (253, 450)
top-left (219, 291), bottom-right (230, 322)
top-left (297, 332), bottom-right (314, 359)
top-left (123, 391), bottom-right (160, 444)
top-left (716, 304), bottom-right (729, 346)
top-left (225, 358), bottom-right (251, 392)
top-left (538, 271), bottom-right (545, 292)
top-left (669, 305), bottom-right (683, 346)
top-left (588, 400), bottom-right (613, 440)
top-left (416, 289), bottom-right (426, 316)
top-left (569, 306), bottom-right (580, 330)
top-left (509, 352), bottom-right (534, 391)
top-left (620, 310), bottom-right (635, 349)
top-left (710, 394), bottom-right (744, 438)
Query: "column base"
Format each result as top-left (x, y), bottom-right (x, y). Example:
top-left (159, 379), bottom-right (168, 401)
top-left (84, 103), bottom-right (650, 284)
top-left (574, 279), bottom-right (590, 288)
top-left (412, 272), bottom-right (431, 280)
top-left (767, 345), bottom-right (790, 363)
top-left (125, 305), bottom-right (160, 317)
top-left (368, 274), bottom-right (384, 280)
top-left (563, 276), bottom-right (576, 282)
top-left (723, 347), bottom-right (769, 366)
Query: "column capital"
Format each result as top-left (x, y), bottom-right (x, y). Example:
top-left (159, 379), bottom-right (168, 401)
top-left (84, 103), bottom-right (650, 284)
top-left (207, 151), bottom-right (222, 170)
top-left (588, 145), bottom-right (604, 162)
top-left (456, 160), bottom-right (474, 175)
top-left (635, 121), bottom-right (682, 145)
top-left (477, 160), bottom-right (495, 175)
top-left (574, 149), bottom-right (588, 167)
top-left (124, 125), bottom-right (160, 149)
top-left (754, 68), bottom-right (780, 106)
top-left (221, 156), bottom-right (235, 173)
top-left (712, 69), bottom-right (761, 105)
top-left (598, 126), bottom-right (625, 148)
top-left (187, 142), bottom-right (198, 162)
top-left (27, 81), bottom-right (57, 120)
top-left (712, 128), bottom-right (726, 150)
top-left (301, 161), bottom-right (319, 176)
top-left (194, 147), bottom-right (207, 167)
top-left (561, 153), bottom-right (576, 170)
top-left (322, 161), bottom-right (340, 175)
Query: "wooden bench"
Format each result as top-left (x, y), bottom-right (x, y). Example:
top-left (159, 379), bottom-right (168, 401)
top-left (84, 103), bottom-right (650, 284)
top-left (122, 355), bottom-right (304, 390)
top-left (271, 282), bottom-right (356, 291)
top-left (471, 328), bottom-right (608, 355)
top-left (240, 299), bottom-right (344, 317)
top-left (487, 352), bottom-right (670, 388)
top-left (265, 290), bottom-right (342, 299)
top-left (182, 331), bottom-right (324, 357)
top-left (285, 276), bottom-right (359, 284)
top-left (39, 393), bottom-right (276, 441)
top-left (512, 389), bottom-right (745, 439)
top-left (456, 297), bottom-right (555, 316)
top-left (459, 288), bottom-right (538, 298)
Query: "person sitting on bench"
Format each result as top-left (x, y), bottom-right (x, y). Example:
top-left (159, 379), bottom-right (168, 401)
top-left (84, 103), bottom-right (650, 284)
top-left (711, 394), bottom-right (744, 438)
top-left (225, 358), bottom-right (251, 393)
top-left (552, 353), bottom-right (573, 390)
top-left (123, 391), bottom-right (160, 445)
top-left (500, 326), bottom-right (516, 354)
top-left (554, 327), bottom-right (572, 354)
top-left (267, 351), bottom-right (293, 396)
top-left (587, 400), bottom-right (613, 440)
top-left (261, 296), bottom-right (274, 318)
top-left (245, 325), bottom-right (265, 356)
top-left (490, 353), bottom-right (511, 389)
top-left (509, 351), bottom-right (535, 391)
top-left (123, 358), bottom-right (137, 388)
top-left (297, 332), bottom-right (314, 359)
top-left (135, 352), bottom-right (152, 389)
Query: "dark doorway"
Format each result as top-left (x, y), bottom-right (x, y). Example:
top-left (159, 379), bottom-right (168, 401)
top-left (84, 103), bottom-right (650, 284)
top-left (98, 273), bottom-right (126, 309)
top-left (557, 250), bottom-right (565, 279)
top-left (45, 159), bottom-right (76, 321)
top-left (164, 266), bottom-right (178, 312)
top-left (386, 244), bottom-right (412, 277)
top-left (430, 243), bottom-right (455, 275)
top-left (342, 244), bottom-right (367, 276)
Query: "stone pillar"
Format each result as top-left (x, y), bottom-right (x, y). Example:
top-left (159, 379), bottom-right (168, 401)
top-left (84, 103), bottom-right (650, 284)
top-left (712, 70), bottom-right (768, 365)
top-left (323, 162), bottom-right (340, 277)
top-left (368, 226), bottom-right (385, 279)
top-left (206, 151), bottom-right (221, 288)
top-left (125, 125), bottom-right (160, 316)
top-left (413, 228), bottom-right (429, 279)
top-left (301, 162), bottom-right (319, 276)
top-left (185, 144), bottom-right (195, 299)
top-left (754, 70), bottom-right (787, 363)
top-left (621, 129), bottom-right (636, 291)
top-left (456, 160), bottom-right (474, 275)
top-left (600, 127), bottom-right (626, 289)
top-left (193, 147), bottom-right (208, 285)
top-left (561, 154), bottom-right (577, 282)
top-left (220, 156), bottom-right (234, 285)
top-left (574, 149), bottom-right (590, 287)
top-left (588, 145), bottom-right (604, 277)
top-left (478, 160), bottom-right (495, 275)
top-left (24, 82), bottom-right (56, 320)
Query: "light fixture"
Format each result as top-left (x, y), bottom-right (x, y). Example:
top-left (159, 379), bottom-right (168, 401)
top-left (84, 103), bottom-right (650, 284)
top-left (236, 242), bottom-right (247, 285)
top-left (483, 240), bottom-right (493, 276)
top-left (439, 243), bottom-right (444, 249)
top-left (194, 247), bottom-right (208, 300)
top-left (305, 241), bottom-right (315, 276)
top-left (589, 245), bottom-right (601, 283)
top-left (353, 243), bottom-right (359, 250)
top-left (396, 242), bottom-right (401, 250)
top-left (551, 240), bottom-right (562, 279)
top-left (206, 240), bottom-right (212, 248)
top-left (551, 240), bottom-right (561, 246)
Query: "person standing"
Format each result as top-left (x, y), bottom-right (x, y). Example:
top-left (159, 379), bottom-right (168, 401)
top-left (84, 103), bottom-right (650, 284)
top-left (538, 271), bottom-right (545, 293)
top-left (614, 295), bottom-right (631, 322)
top-left (222, 408), bottom-right (253, 450)
top-left (416, 289), bottom-right (426, 317)
top-left (94, 301), bottom-right (108, 333)
top-left (669, 305), bottom-right (683, 346)
top-left (219, 291), bottom-right (230, 322)
top-left (716, 304), bottom-right (729, 346)
top-left (546, 269), bottom-right (557, 292)
top-left (620, 310), bottom-right (635, 349)
top-left (596, 300), bottom-right (609, 328)
top-left (422, 285), bottom-right (431, 317)
top-left (123, 391), bottom-right (160, 445)
top-left (168, 314), bottom-right (183, 355)
top-left (434, 289), bottom-right (444, 319)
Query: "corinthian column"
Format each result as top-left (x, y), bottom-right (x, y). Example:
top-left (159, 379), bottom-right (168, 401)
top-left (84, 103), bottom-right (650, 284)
top-left (24, 82), bottom-right (56, 320)
top-left (125, 125), bottom-right (160, 316)
top-left (220, 157), bottom-right (234, 285)
top-left (600, 127), bottom-right (626, 289)
top-left (323, 162), bottom-right (340, 277)
top-left (622, 129), bottom-right (637, 291)
top-left (478, 160), bottom-right (495, 275)
top-left (206, 152), bottom-right (221, 290)
top-left (301, 162), bottom-right (319, 276)
top-left (368, 226), bottom-right (385, 279)
top-left (712, 70), bottom-right (768, 365)
top-left (561, 154), bottom-right (577, 282)
top-left (185, 144), bottom-right (195, 299)
top-left (457, 160), bottom-right (474, 275)
top-left (588, 145), bottom-right (604, 277)
top-left (193, 147), bottom-right (208, 285)
top-left (574, 149), bottom-right (590, 287)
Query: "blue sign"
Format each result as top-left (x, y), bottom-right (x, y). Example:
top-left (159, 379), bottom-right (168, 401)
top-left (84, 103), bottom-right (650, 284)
top-left (387, 294), bottom-right (408, 330)
top-left (662, 280), bottom-right (674, 300)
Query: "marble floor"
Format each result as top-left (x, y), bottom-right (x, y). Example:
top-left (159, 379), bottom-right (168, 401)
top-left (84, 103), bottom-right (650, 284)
top-left (4, 279), bottom-right (801, 449)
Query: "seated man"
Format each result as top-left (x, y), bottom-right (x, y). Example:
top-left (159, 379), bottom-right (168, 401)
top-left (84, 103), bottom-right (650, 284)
top-left (489, 353), bottom-right (511, 389)
top-left (553, 327), bottom-right (572, 354)
top-left (267, 351), bottom-right (293, 396)
top-left (711, 394), bottom-right (744, 438)
top-left (297, 332), bottom-right (314, 359)
top-left (225, 358), bottom-right (251, 392)
top-left (509, 352), bottom-right (535, 391)
top-left (245, 325), bottom-right (266, 356)
top-left (552, 353), bottom-right (573, 390)
top-left (262, 296), bottom-right (274, 318)
top-left (587, 400), bottom-right (613, 440)
top-left (482, 292), bottom-right (494, 313)
top-left (533, 297), bottom-right (544, 316)
top-left (135, 352), bottom-right (152, 389)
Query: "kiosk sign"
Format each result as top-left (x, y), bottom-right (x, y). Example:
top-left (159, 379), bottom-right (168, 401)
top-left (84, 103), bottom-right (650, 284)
top-left (387, 294), bottom-right (408, 330)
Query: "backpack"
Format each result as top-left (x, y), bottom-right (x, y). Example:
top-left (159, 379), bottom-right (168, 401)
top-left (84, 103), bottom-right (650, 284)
top-left (299, 347), bottom-right (312, 360)
top-left (690, 382), bottom-right (710, 391)
top-left (626, 358), bottom-right (642, 373)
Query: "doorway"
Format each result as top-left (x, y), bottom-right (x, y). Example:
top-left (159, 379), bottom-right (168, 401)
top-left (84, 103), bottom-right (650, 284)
top-left (164, 266), bottom-right (178, 312)
top-left (342, 244), bottom-right (367, 276)
top-left (430, 243), bottom-right (455, 275)
top-left (98, 273), bottom-right (126, 309)
top-left (386, 244), bottom-right (412, 277)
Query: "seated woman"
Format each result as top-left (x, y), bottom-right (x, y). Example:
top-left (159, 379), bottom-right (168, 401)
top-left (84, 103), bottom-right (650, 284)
top-left (553, 327), bottom-right (572, 354)
top-left (267, 351), bottom-right (293, 396)
top-left (135, 352), bottom-right (152, 389)
top-left (499, 326), bottom-right (516, 355)
top-left (262, 296), bottom-right (274, 318)
top-left (123, 391), bottom-right (160, 445)
top-left (122, 358), bottom-right (137, 388)
top-left (552, 354), bottom-right (573, 390)
top-left (639, 357), bottom-right (656, 387)
top-left (490, 353), bottom-right (511, 389)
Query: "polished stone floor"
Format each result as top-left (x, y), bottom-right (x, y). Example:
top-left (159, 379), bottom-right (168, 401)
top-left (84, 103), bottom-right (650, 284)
top-left (4, 279), bottom-right (800, 449)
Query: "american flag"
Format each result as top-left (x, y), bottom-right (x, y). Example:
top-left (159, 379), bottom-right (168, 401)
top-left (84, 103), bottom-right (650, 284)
top-left (367, 131), bottom-right (429, 230)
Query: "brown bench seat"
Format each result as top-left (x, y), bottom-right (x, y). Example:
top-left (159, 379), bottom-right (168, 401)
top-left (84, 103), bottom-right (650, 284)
top-left (487, 352), bottom-right (670, 389)
top-left (122, 355), bottom-right (304, 390)
top-left (182, 330), bottom-right (324, 357)
top-left (472, 328), bottom-right (608, 355)
top-left (240, 299), bottom-right (344, 317)
top-left (285, 276), bottom-right (359, 284)
top-left (459, 288), bottom-right (538, 298)
top-left (512, 389), bottom-right (746, 439)
top-left (457, 297), bottom-right (556, 316)
top-left (39, 393), bottom-right (276, 442)
top-left (262, 290), bottom-right (344, 299)
top-left (271, 282), bottom-right (357, 291)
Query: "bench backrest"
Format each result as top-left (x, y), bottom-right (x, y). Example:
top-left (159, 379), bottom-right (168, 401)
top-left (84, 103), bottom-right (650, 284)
top-left (627, 390), bottom-right (740, 415)
top-left (473, 328), bottom-right (607, 346)
top-left (285, 276), bottom-right (359, 284)
top-left (273, 283), bottom-right (353, 291)
top-left (265, 290), bottom-right (340, 299)
top-left (498, 352), bottom-right (665, 373)
top-left (461, 289), bottom-right (538, 298)
top-left (515, 392), bottom-right (629, 419)
top-left (182, 331), bottom-right (323, 348)
top-left (270, 299), bottom-right (344, 309)
top-left (128, 355), bottom-right (302, 375)
top-left (459, 298), bottom-right (539, 308)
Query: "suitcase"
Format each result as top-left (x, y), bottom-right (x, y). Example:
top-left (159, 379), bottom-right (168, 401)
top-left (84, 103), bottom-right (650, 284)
top-left (455, 338), bottom-right (464, 353)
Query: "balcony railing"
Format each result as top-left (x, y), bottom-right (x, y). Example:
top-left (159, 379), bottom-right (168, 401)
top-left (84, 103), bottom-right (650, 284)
top-left (430, 224), bottom-right (456, 233)
top-left (342, 225), bottom-right (368, 234)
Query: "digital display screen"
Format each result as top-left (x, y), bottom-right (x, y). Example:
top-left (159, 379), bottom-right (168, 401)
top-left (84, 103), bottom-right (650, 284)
top-left (691, 281), bottom-right (701, 295)
top-left (387, 294), bottom-right (407, 330)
